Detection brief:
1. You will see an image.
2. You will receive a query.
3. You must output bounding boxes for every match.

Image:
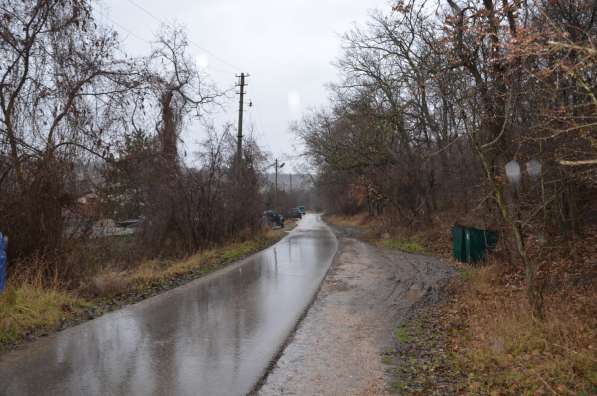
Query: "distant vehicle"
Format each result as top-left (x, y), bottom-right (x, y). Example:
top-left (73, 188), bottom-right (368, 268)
top-left (263, 210), bottom-right (284, 228)
top-left (117, 218), bottom-right (144, 228)
top-left (285, 208), bottom-right (302, 219)
top-left (297, 206), bottom-right (306, 215)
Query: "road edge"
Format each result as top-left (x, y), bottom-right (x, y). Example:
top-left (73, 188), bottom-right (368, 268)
top-left (248, 216), bottom-right (340, 395)
top-left (0, 226), bottom-right (296, 356)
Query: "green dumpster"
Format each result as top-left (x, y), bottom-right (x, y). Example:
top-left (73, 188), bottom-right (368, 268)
top-left (452, 225), bottom-right (465, 262)
top-left (452, 225), bottom-right (497, 263)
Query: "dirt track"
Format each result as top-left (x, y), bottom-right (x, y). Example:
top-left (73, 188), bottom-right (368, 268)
top-left (258, 231), bottom-right (454, 395)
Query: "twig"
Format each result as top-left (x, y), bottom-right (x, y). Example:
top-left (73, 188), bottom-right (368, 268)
top-left (558, 159), bottom-right (597, 166)
top-left (534, 372), bottom-right (560, 396)
top-left (551, 343), bottom-right (597, 363)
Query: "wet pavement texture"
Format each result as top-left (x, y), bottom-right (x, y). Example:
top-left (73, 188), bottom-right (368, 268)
top-left (0, 214), bottom-right (337, 396)
top-left (258, 236), bottom-right (453, 396)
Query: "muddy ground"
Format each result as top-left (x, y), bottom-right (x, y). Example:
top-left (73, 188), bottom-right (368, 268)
top-left (257, 226), bottom-right (455, 395)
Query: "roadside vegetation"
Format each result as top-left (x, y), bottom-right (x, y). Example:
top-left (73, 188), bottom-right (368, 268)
top-left (87, 228), bottom-right (291, 298)
top-left (304, 0), bottom-right (595, 393)
top-left (386, 251), bottom-right (597, 395)
top-left (300, 0), bottom-right (595, 317)
top-left (0, 226), bottom-right (292, 349)
top-left (304, 0), bottom-right (597, 395)
top-left (0, 281), bottom-right (88, 346)
top-left (447, 262), bottom-right (597, 395)
top-left (0, 0), bottom-right (313, 351)
top-left (379, 239), bottom-right (428, 255)
top-left (325, 214), bottom-right (597, 394)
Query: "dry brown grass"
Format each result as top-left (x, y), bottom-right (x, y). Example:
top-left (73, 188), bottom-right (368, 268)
top-left (326, 211), bottom-right (597, 394)
top-left (2, 227), bottom-right (289, 348)
top-left (86, 232), bottom-right (286, 297)
top-left (326, 212), bottom-right (453, 256)
top-left (325, 213), bottom-right (382, 229)
top-left (0, 264), bottom-right (89, 346)
top-left (447, 264), bottom-right (597, 395)
top-left (327, 212), bottom-right (596, 394)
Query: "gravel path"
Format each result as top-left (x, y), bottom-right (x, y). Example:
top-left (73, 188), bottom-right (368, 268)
top-left (257, 234), bottom-right (454, 396)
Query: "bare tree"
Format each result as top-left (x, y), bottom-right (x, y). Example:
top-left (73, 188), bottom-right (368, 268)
top-left (299, 0), bottom-right (596, 318)
top-left (0, 0), bottom-right (141, 259)
top-left (129, 25), bottom-right (221, 252)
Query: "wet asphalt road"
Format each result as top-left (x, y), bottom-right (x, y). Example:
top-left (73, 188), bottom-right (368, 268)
top-left (0, 214), bottom-right (337, 396)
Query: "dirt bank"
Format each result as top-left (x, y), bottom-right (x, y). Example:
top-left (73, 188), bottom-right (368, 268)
top-left (258, 228), bottom-right (454, 395)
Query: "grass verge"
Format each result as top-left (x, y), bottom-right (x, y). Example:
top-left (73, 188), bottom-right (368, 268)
top-left (0, 225), bottom-right (292, 352)
top-left (327, 212), bottom-right (596, 394)
top-left (390, 303), bottom-right (464, 395)
top-left (445, 265), bottom-right (597, 395)
top-left (324, 213), bottom-right (431, 255)
top-left (0, 283), bottom-right (89, 345)
top-left (379, 239), bottom-right (429, 255)
top-left (90, 232), bottom-right (287, 296)
top-left (388, 266), bottom-right (596, 396)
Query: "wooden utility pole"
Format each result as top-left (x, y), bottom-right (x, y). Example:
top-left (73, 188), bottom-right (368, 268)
top-left (236, 73), bottom-right (248, 165)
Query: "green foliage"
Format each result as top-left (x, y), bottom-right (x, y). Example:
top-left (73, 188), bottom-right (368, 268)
top-left (459, 268), bottom-right (475, 282)
top-left (218, 239), bottom-right (268, 263)
top-left (100, 129), bottom-right (157, 220)
top-left (395, 326), bottom-right (412, 343)
top-left (381, 239), bottom-right (428, 255)
top-left (381, 354), bottom-right (394, 365)
top-left (0, 285), bottom-right (89, 345)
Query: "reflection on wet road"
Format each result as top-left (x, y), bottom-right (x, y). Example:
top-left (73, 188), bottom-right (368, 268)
top-left (0, 214), bottom-right (337, 396)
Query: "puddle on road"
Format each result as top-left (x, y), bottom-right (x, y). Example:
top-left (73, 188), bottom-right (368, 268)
top-left (0, 215), bottom-right (337, 396)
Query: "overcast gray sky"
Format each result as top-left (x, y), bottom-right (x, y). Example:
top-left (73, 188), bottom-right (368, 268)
top-left (97, 0), bottom-right (391, 171)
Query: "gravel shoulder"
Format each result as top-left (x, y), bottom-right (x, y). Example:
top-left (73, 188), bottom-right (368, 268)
top-left (257, 227), bottom-right (454, 395)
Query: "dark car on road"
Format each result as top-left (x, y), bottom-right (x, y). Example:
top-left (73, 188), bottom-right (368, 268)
top-left (263, 210), bottom-right (284, 228)
top-left (285, 208), bottom-right (303, 219)
top-left (297, 205), bottom-right (306, 215)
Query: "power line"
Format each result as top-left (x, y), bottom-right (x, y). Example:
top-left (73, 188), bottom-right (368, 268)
top-left (98, 6), bottom-right (236, 75)
top-left (247, 99), bottom-right (269, 144)
top-left (124, 0), bottom-right (242, 72)
top-left (247, 103), bottom-right (263, 140)
top-left (97, 8), bottom-right (151, 45)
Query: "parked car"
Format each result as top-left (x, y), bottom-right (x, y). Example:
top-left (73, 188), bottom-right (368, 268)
top-left (297, 205), bottom-right (306, 215)
top-left (263, 210), bottom-right (284, 228)
top-left (285, 208), bottom-right (302, 219)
